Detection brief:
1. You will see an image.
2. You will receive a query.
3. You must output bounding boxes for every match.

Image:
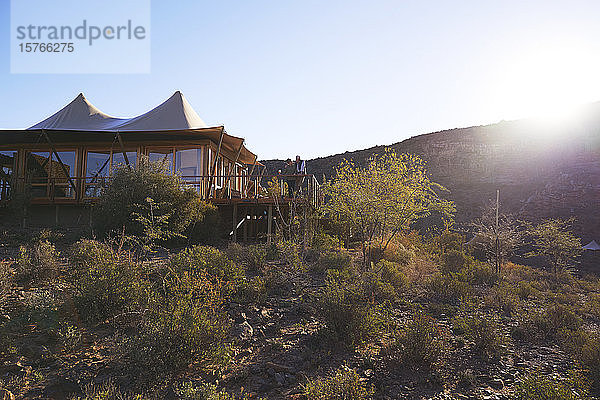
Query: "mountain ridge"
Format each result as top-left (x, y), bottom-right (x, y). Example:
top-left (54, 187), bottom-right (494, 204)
top-left (261, 107), bottom-right (600, 254)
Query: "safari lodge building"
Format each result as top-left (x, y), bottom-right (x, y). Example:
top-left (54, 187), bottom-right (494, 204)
top-left (0, 92), bottom-right (319, 241)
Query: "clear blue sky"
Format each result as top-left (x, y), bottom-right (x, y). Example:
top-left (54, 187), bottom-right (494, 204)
top-left (2, 1), bottom-right (600, 159)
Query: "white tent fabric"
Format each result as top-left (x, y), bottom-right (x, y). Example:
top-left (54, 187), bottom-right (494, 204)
top-left (583, 240), bottom-right (600, 251)
top-left (28, 91), bottom-right (207, 131)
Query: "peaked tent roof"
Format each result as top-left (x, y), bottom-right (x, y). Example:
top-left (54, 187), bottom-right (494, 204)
top-left (28, 91), bottom-right (207, 131)
top-left (583, 240), bottom-right (600, 250)
top-left (13, 92), bottom-right (258, 164)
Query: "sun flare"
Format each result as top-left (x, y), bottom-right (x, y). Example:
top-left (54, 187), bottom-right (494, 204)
top-left (495, 43), bottom-right (600, 123)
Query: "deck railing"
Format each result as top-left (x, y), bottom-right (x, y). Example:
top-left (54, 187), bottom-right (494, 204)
top-left (4, 174), bottom-right (322, 208)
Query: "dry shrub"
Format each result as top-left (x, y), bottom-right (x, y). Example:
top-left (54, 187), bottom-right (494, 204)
top-left (516, 303), bottom-right (582, 344)
top-left (14, 240), bottom-right (60, 285)
top-left (401, 257), bottom-right (438, 284)
top-left (427, 274), bottom-right (472, 305)
top-left (513, 370), bottom-right (590, 400)
top-left (303, 366), bottom-right (374, 400)
top-left (383, 312), bottom-right (445, 372)
top-left (484, 283), bottom-right (521, 317)
top-left (316, 273), bottom-right (384, 348)
top-left (453, 313), bottom-right (507, 360)
top-left (125, 268), bottom-right (230, 385)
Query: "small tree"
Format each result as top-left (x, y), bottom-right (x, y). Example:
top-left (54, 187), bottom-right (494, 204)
top-left (527, 218), bottom-right (582, 275)
top-left (93, 157), bottom-right (205, 243)
top-left (471, 201), bottom-right (524, 273)
top-left (322, 150), bottom-right (455, 264)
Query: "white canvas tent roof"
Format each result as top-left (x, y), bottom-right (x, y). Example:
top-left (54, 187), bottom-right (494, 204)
top-left (28, 91), bottom-right (208, 131)
top-left (583, 240), bottom-right (600, 251)
top-left (19, 91), bottom-right (258, 164)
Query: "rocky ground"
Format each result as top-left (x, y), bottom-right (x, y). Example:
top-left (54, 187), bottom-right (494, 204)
top-left (0, 235), bottom-right (598, 399)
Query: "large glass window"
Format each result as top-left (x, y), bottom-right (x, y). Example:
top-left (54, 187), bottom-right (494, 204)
top-left (26, 150), bottom-right (77, 198)
top-left (51, 151), bottom-right (76, 198)
top-left (175, 148), bottom-right (203, 178)
top-left (85, 151), bottom-right (110, 197)
top-left (0, 151), bottom-right (16, 201)
top-left (111, 151), bottom-right (137, 172)
top-left (26, 151), bottom-right (50, 197)
top-left (149, 149), bottom-right (173, 173)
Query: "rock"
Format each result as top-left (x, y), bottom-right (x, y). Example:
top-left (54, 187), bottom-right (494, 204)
top-left (44, 377), bottom-right (81, 398)
top-left (274, 372), bottom-right (285, 386)
top-left (236, 321), bottom-right (254, 341)
top-left (489, 378), bottom-right (504, 390)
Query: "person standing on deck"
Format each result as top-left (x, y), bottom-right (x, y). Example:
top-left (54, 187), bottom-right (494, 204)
top-left (295, 155), bottom-right (306, 195)
top-left (282, 158), bottom-right (296, 198)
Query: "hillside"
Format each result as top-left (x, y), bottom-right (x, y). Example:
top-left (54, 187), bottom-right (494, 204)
top-left (263, 105), bottom-right (600, 246)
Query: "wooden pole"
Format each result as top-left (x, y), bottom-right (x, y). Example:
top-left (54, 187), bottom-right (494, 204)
top-left (495, 189), bottom-right (500, 274)
top-left (267, 205), bottom-right (273, 244)
top-left (232, 203), bottom-right (238, 242)
top-left (208, 129), bottom-right (225, 198)
top-left (246, 154), bottom-right (258, 198)
top-left (115, 132), bottom-right (131, 169)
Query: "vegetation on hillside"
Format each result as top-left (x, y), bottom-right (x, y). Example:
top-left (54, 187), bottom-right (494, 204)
top-left (0, 155), bottom-right (595, 399)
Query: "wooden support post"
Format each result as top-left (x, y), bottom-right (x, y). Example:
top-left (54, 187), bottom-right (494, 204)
top-left (115, 132), bottom-right (131, 169)
top-left (55, 205), bottom-right (59, 226)
top-left (221, 140), bottom-right (244, 199)
top-left (243, 208), bottom-right (248, 243)
top-left (245, 154), bottom-right (258, 198)
top-left (42, 130), bottom-right (78, 198)
top-left (267, 205), bottom-right (273, 244)
top-left (232, 203), bottom-right (238, 242)
top-left (208, 129), bottom-right (225, 198)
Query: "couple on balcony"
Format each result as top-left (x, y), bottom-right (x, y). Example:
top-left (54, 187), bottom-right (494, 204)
top-left (281, 155), bottom-right (306, 198)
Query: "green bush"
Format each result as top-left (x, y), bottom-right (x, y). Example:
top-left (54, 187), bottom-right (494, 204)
top-left (563, 330), bottom-right (600, 389)
top-left (69, 239), bottom-right (114, 269)
top-left (0, 261), bottom-right (12, 304)
top-left (73, 379), bottom-right (146, 400)
top-left (316, 251), bottom-right (352, 272)
top-left (174, 382), bottom-right (236, 400)
top-left (92, 159), bottom-right (199, 238)
top-left (513, 371), bottom-right (590, 400)
top-left (185, 201), bottom-right (222, 245)
top-left (453, 314), bottom-right (506, 360)
top-left (170, 245), bottom-right (244, 287)
top-left (515, 281), bottom-right (536, 299)
top-left (458, 261), bottom-right (499, 285)
top-left (441, 249), bottom-right (469, 274)
top-left (383, 313), bottom-right (444, 371)
top-left (14, 240), bottom-right (60, 284)
top-left (317, 275), bottom-right (384, 347)
top-left (383, 242), bottom-right (414, 265)
top-left (312, 232), bottom-right (342, 251)
top-left (18, 289), bottom-right (61, 333)
top-left (303, 366), bottom-right (374, 400)
top-left (518, 303), bottom-right (582, 343)
top-left (363, 260), bottom-right (407, 301)
top-left (436, 231), bottom-right (464, 253)
top-left (263, 266), bottom-right (294, 297)
top-left (226, 243), bottom-right (267, 272)
top-left (72, 244), bottom-right (146, 324)
top-left (125, 268), bottom-right (230, 384)
top-left (237, 275), bottom-right (267, 304)
top-left (277, 240), bottom-right (302, 269)
top-left (427, 274), bottom-right (472, 305)
top-left (484, 284), bottom-right (521, 317)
